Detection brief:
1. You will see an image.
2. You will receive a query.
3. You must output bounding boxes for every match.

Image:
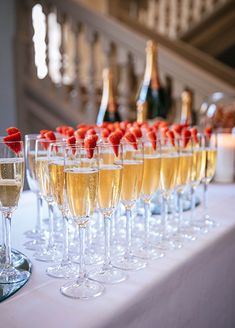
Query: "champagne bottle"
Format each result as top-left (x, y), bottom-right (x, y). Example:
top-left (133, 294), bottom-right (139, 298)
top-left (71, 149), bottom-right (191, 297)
top-left (136, 40), bottom-right (169, 123)
top-left (180, 90), bottom-right (193, 125)
top-left (96, 68), bottom-right (121, 125)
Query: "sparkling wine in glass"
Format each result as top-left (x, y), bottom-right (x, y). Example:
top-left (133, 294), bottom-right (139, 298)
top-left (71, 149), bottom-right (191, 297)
top-left (158, 134), bottom-right (179, 251)
top-left (113, 140), bottom-right (147, 271)
top-left (89, 142), bottom-right (127, 284)
top-left (0, 138), bottom-right (30, 284)
top-left (135, 136), bottom-right (165, 260)
top-left (60, 146), bottom-right (104, 299)
top-left (33, 138), bottom-right (60, 262)
top-left (24, 134), bottom-right (45, 250)
top-left (46, 142), bottom-right (77, 278)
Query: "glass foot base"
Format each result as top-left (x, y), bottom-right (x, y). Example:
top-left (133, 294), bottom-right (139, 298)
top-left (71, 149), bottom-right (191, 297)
top-left (154, 239), bottom-right (176, 252)
top-left (71, 253), bottom-right (103, 266)
top-left (34, 248), bottom-right (61, 262)
top-left (60, 278), bottom-right (104, 299)
top-left (24, 239), bottom-right (45, 251)
top-left (135, 246), bottom-right (165, 260)
top-left (0, 267), bottom-right (30, 284)
top-left (113, 255), bottom-right (147, 271)
top-left (89, 265), bottom-right (127, 284)
top-left (46, 262), bottom-right (78, 279)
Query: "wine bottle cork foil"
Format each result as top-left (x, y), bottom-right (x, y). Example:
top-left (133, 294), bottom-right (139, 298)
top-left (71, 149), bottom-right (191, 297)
top-left (181, 90), bottom-right (192, 125)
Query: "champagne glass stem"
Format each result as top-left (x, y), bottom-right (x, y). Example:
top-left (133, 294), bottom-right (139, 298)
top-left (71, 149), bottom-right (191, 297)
top-left (203, 182), bottom-right (209, 220)
top-left (103, 215), bottom-right (111, 269)
top-left (61, 215), bottom-right (69, 264)
top-left (2, 214), bottom-right (6, 248)
top-left (178, 192), bottom-right (183, 233)
top-left (162, 196), bottom-right (168, 237)
top-left (78, 225), bottom-right (86, 281)
top-left (36, 193), bottom-right (43, 233)
top-left (190, 186), bottom-right (196, 221)
top-left (47, 203), bottom-right (55, 248)
top-left (125, 208), bottom-right (132, 258)
top-left (144, 202), bottom-right (150, 248)
top-left (3, 213), bottom-right (12, 267)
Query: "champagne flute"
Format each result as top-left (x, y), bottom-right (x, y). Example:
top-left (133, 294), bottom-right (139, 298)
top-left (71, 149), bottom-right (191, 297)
top-left (46, 142), bottom-right (77, 278)
top-left (173, 134), bottom-right (193, 245)
top-left (89, 142), bottom-right (127, 284)
top-left (158, 134), bottom-right (179, 251)
top-left (24, 134), bottom-right (45, 250)
top-left (113, 140), bottom-right (146, 271)
top-left (201, 132), bottom-right (217, 229)
top-left (135, 137), bottom-right (165, 260)
top-left (60, 145), bottom-right (104, 299)
top-left (189, 133), bottom-right (206, 231)
top-left (33, 138), bottom-right (60, 262)
top-left (0, 138), bottom-right (29, 283)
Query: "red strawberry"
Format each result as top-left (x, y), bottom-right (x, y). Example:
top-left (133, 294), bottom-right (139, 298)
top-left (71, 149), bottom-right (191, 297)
top-left (45, 131), bottom-right (56, 141)
top-left (107, 123), bottom-right (115, 132)
top-left (65, 128), bottom-right (74, 137)
top-left (172, 124), bottom-right (183, 136)
top-left (76, 123), bottom-right (87, 129)
top-left (166, 130), bottom-right (175, 147)
top-left (84, 135), bottom-right (97, 159)
top-left (120, 121), bottom-right (129, 130)
top-left (40, 129), bottom-right (49, 139)
top-left (191, 127), bottom-right (199, 144)
top-left (86, 128), bottom-right (96, 136)
top-left (74, 128), bottom-right (87, 141)
top-left (101, 128), bottom-right (110, 139)
top-left (108, 131), bottom-right (123, 157)
top-left (161, 127), bottom-right (169, 145)
top-left (147, 131), bottom-right (156, 150)
top-left (204, 127), bottom-right (212, 140)
top-left (115, 129), bottom-right (125, 138)
top-left (67, 136), bottom-right (76, 154)
top-left (6, 127), bottom-right (20, 135)
top-left (124, 132), bottom-right (138, 150)
top-left (130, 127), bottom-right (142, 139)
top-left (3, 131), bottom-right (22, 154)
top-left (182, 129), bottom-right (191, 148)
top-left (159, 121), bottom-right (169, 129)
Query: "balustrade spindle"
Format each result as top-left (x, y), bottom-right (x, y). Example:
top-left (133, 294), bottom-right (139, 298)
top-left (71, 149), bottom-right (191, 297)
top-left (158, 0), bottom-right (168, 35)
top-left (101, 37), bottom-right (112, 69)
top-left (70, 21), bottom-right (82, 111)
top-left (117, 48), bottom-right (132, 121)
top-left (147, 0), bottom-right (157, 29)
top-left (193, 0), bottom-right (205, 22)
top-left (168, 0), bottom-right (180, 39)
top-left (57, 11), bottom-right (67, 100)
top-left (180, 0), bottom-right (192, 33)
top-left (41, 1), bottom-right (52, 89)
top-left (85, 28), bottom-right (98, 122)
top-left (27, 0), bottom-right (37, 80)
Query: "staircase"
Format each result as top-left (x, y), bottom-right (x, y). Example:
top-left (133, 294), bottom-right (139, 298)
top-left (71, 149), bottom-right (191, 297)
top-left (15, 0), bottom-right (235, 135)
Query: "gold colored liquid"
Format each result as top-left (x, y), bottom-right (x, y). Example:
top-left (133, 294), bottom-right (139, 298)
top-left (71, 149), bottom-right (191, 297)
top-left (36, 157), bottom-right (51, 200)
top-left (121, 160), bottom-right (143, 203)
top-left (205, 149), bottom-right (217, 182)
top-left (98, 164), bottom-right (122, 210)
top-left (160, 155), bottom-right (179, 191)
top-left (65, 167), bottom-right (98, 224)
top-left (141, 155), bottom-right (161, 198)
top-left (27, 151), bottom-right (37, 180)
top-left (191, 149), bottom-right (206, 184)
top-left (177, 153), bottom-right (192, 187)
top-left (49, 160), bottom-right (64, 207)
top-left (0, 159), bottom-right (24, 209)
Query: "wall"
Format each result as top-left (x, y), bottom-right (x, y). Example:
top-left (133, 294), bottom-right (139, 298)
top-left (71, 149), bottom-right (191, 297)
top-left (0, 0), bottom-right (16, 135)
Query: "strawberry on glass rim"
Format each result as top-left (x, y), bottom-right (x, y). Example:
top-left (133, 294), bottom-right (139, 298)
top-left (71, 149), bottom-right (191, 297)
top-left (182, 129), bottom-right (191, 148)
top-left (84, 135), bottom-right (98, 159)
top-left (191, 127), bottom-right (199, 144)
top-left (204, 126), bottom-right (212, 140)
top-left (108, 131), bottom-right (123, 157)
top-left (146, 130), bottom-right (157, 151)
top-left (166, 130), bottom-right (175, 147)
top-left (123, 132), bottom-right (138, 150)
top-left (3, 126), bottom-right (22, 154)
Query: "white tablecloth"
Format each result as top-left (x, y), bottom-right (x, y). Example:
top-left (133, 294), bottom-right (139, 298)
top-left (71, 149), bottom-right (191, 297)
top-left (1, 184), bottom-right (235, 328)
